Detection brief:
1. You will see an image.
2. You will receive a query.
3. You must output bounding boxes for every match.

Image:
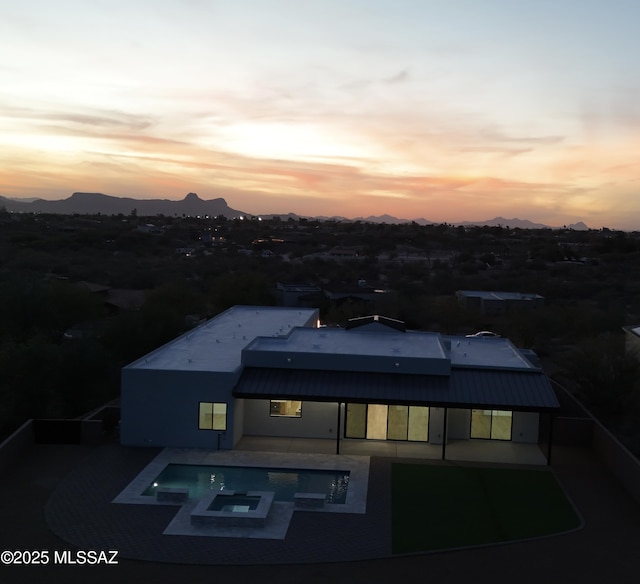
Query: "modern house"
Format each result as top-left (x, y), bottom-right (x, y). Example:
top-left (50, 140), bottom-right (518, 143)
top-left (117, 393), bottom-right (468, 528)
top-left (120, 306), bottom-right (558, 461)
top-left (456, 290), bottom-right (545, 316)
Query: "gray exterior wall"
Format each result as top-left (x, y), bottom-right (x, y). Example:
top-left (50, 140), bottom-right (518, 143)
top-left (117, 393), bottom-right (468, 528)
top-left (232, 397), bottom-right (245, 447)
top-left (0, 420), bottom-right (34, 475)
top-left (120, 368), bottom-right (239, 449)
top-left (429, 407), bottom-right (447, 444)
top-left (448, 408), bottom-right (471, 439)
top-left (512, 411), bottom-right (539, 442)
top-left (242, 348), bottom-right (450, 376)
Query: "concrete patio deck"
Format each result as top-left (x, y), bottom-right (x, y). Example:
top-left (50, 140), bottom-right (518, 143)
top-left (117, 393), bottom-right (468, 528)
top-left (235, 435), bottom-right (549, 465)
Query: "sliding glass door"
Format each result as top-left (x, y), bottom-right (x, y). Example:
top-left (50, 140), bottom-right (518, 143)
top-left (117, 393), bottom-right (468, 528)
top-left (345, 403), bottom-right (429, 442)
top-left (470, 409), bottom-right (512, 440)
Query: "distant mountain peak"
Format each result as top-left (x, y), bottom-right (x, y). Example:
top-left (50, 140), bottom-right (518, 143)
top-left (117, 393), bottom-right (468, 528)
top-left (0, 192), bottom-right (593, 230)
top-left (0, 191), bottom-right (245, 218)
top-left (70, 192), bottom-right (108, 199)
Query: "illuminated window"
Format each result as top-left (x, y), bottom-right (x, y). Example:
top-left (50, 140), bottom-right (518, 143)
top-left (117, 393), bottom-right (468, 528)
top-left (345, 403), bottom-right (366, 438)
top-left (199, 402), bottom-right (227, 430)
top-left (269, 399), bottom-right (302, 418)
top-left (408, 406), bottom-right (429, 442)
top-left (270, 400), bottom-right (302, 417)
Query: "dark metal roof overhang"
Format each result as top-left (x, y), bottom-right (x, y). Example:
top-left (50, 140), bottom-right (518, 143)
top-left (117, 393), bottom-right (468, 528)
top-left (233, 367), bottom-right (560, 411)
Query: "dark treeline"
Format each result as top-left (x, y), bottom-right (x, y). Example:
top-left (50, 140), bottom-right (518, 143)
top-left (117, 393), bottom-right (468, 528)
top-left (1, 208), bottom-right (640, 451)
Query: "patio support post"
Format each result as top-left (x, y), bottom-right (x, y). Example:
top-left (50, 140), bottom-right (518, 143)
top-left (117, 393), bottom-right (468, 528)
top-left (336, 402), bottom-right (342, 455)
top-left (441, 407), bottom-right (448, 460)
top-left (547, 412), bottom-right (554, 466)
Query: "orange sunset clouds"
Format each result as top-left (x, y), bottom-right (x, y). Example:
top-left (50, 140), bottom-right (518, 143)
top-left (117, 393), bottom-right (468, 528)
top-left (1, 1), bottom-right (639, 228)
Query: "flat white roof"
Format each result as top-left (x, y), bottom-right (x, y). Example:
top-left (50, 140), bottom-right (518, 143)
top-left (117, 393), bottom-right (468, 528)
top-left (125, 306), bottom-right (536, 374)
top-left (246, 327), bottom-right (536, 372)
top-left (445, 336), bottom-right (536, 370)
top-left (247, 327), bottom-right (447, 360)
top-left (125, 306), bottom-right (317, 372)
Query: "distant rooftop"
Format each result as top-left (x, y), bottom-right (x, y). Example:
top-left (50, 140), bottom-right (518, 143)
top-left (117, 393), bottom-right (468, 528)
top-left (457, 290), bottom-right (544, 301)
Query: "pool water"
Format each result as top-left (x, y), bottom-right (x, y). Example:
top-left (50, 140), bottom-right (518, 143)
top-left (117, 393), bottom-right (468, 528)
top-left (143, 464), bottom-right (350, 503)
top-left (209, 495), bottom-right (261, 512)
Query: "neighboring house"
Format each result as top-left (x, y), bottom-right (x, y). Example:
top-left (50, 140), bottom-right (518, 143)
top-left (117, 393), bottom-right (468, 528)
top-left (275, 282), bottom-right (323, 308)
top-left (120, 306), bottom-right (558, 462)
top-left (456, 290), bottom-right (545, 316)
top-left (76, 281), bottom-right (145, 315)
top-left (323, 280), bottom-right (393, 307)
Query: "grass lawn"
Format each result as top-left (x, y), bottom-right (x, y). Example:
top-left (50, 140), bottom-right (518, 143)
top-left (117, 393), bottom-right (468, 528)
top-left (391, 464), bottom-right (581, 554)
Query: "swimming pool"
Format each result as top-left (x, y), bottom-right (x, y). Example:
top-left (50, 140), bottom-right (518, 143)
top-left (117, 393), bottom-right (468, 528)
top-left (142, 463), bottom-right (350, 504)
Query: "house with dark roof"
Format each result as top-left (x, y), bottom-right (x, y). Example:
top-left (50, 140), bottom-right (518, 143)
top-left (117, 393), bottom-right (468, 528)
top-left (120, 306), bottom-right (558, 462)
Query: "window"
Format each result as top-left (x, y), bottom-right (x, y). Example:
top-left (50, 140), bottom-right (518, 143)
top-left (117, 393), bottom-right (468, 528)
top-left (270, 400), bottom-right (302, 417)
top-left (408, 406), bottom-right (430, 441)
top-left (470, 409), bottom-right (512, 440)
top-left (345, 403), bottom-right (366, 438)
top-left (366, 404), bottom-right (388, 439)
top-left (199, 402), bottom-right (227, 430)
top-left (387, 405), bottom-right (409, 440)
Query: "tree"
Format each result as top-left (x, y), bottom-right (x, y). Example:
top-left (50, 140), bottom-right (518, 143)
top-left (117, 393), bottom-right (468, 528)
top-left (209, 272), bottom-right (275, 312)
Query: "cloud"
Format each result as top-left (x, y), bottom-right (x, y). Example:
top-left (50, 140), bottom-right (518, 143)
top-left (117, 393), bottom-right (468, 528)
top-left (1, 104), bottom-right (154, 131)
top-left (383, 69), bottom-right (409, 84)
top-left (479, 126), bottom-right (565, 146)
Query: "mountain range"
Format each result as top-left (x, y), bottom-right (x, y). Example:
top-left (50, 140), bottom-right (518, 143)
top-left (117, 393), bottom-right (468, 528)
top-left (0, 191), bottom-right (590, 230)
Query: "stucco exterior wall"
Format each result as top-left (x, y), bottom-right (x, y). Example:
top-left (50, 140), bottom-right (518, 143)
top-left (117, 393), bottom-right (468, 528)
top-left (120, 368), bottom-right (239, 448)
top-left (428, 407), bottom-right (447, 444)
top-left (231, 397), bottom-right (245, 447)
top-left (512, 411), bottom-right (539, 443)
top-left (242, 399), bottom-right (339, 439)
top-left (448, 408), bottom-right (471, 439)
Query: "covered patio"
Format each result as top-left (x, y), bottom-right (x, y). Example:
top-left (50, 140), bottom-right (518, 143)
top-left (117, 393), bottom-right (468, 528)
top-left (235, 435), bottom-right (548, 466)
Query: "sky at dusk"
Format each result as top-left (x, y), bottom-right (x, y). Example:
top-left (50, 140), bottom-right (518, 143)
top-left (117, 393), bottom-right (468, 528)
top-left (2, 1), bottom-right (639, 228)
